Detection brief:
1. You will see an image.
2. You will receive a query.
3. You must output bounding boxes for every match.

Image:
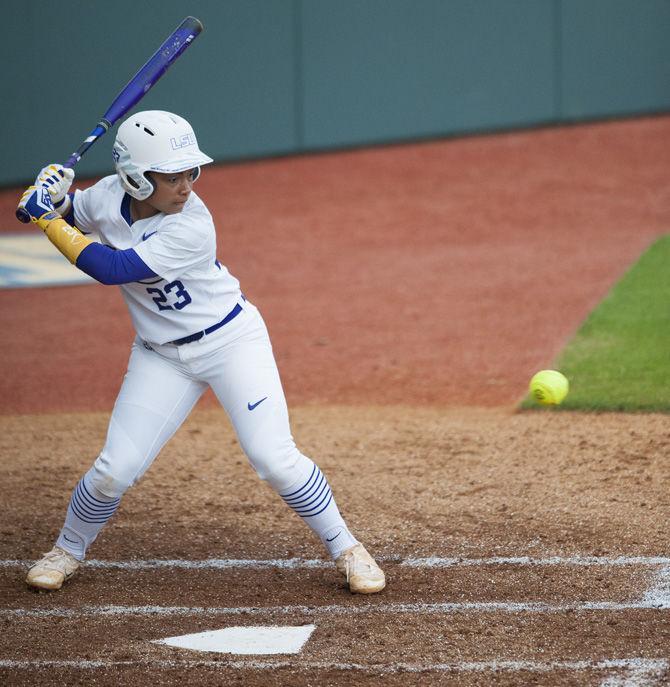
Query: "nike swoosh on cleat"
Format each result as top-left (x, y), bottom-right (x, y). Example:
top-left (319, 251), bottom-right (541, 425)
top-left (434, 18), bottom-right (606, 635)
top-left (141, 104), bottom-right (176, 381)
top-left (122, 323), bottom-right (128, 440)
top-left (247, 397), bottom-right (268, 411)
top-left (326, 532), bottom-right (341, 542)
top-left (142, 231), bottom-right (157, 241)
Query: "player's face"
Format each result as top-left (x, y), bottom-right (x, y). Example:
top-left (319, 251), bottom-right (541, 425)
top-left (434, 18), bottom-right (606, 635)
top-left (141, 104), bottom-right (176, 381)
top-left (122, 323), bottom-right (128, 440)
top-left (146, 169), bottom-right (198, 215)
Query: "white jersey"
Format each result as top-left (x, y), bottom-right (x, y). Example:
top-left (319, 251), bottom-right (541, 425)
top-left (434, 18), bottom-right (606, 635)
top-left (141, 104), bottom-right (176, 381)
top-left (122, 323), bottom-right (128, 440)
top-left (73, 175), bottom-right (242, 345)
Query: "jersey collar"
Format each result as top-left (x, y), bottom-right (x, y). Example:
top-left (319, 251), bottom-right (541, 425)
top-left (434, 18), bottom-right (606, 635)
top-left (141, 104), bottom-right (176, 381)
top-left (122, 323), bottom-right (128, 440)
top-left (120, 193), bottom-right (133, 227)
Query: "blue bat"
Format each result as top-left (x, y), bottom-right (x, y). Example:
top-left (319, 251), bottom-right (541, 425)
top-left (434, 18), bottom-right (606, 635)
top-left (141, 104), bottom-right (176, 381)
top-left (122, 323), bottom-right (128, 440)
top-left (16, 16), bottom-right (203, 223)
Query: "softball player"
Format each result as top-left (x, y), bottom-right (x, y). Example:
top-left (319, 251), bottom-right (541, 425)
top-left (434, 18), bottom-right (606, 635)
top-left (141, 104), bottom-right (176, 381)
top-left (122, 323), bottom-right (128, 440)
top-left (19, 111), bottom-right (385, 594)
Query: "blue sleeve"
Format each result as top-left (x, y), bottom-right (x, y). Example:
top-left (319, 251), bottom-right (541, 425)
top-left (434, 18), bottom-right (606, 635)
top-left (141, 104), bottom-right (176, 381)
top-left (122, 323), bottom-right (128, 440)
top-left (75, 243), bottom-right (158, 285)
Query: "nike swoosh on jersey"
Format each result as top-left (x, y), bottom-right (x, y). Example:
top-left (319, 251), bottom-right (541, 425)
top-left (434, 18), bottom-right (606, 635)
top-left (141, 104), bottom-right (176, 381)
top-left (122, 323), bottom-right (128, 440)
top-left (247, 397), bottom-right (268, 411)
top-left (142, 231), bottom-right (157, 241)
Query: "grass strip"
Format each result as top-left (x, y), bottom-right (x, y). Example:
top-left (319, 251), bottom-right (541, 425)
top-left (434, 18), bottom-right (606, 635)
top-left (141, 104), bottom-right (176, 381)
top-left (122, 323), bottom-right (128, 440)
top-left (522, 234), bottom-right (670, 412)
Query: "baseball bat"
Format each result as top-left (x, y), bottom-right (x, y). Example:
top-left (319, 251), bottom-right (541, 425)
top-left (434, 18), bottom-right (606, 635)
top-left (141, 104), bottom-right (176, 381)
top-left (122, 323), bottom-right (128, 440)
top-left (16, 15), bottom-right (203, 223)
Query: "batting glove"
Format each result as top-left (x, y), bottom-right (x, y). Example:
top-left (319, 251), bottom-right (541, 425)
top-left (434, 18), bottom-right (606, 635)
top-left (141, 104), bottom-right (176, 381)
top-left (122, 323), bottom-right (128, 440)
top-left (35, 164), bottom-right (74, 211)
top-left (18, 185), bottom-right (56, 222)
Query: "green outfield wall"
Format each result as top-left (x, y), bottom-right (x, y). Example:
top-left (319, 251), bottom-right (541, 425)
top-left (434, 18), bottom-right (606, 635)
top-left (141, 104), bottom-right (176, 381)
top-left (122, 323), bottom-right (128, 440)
top-left (4, 0), bottom-right (669, 186)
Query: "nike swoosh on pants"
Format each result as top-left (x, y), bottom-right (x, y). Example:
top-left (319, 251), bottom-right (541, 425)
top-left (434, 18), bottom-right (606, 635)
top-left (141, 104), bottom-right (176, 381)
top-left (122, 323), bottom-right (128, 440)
top-left (248, 397), bottom-right (268, 411)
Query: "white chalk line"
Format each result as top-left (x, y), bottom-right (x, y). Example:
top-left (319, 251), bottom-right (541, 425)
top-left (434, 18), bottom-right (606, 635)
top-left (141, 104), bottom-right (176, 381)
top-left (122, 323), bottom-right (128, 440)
top-left (404, 556), bottom-right (670, 568)
top-left (643, 566), bottom-right (670, 608)
top-left (0, 657), bottom-right (667, 679)
top-left (3, 558), bottom-right (668, 685)
top-left (3, 554), bottom-right (670, 570)
top-left (0, 558), bottom-right (332, 570)
top-left (3, 597), bottom-right (670, 619)
top-left (4, 554), bottom-right (668, 617)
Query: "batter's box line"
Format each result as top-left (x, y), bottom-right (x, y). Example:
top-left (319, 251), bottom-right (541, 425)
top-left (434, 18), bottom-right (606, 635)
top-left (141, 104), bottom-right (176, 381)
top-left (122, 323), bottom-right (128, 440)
top-left (643, 566), bottom-right (670, 607)
top-left (0, 657), bottom-right (668, 684)
top-left (3, 556), bottom-right (669, 614)
top-left (3, 555), bottom-right (670, 608)
top-left (3, 598), bottom-right (670, 619)
top-left (402, 556), bottom-right (670, 568)
top-left (2, 554), bottom-right (670, 570)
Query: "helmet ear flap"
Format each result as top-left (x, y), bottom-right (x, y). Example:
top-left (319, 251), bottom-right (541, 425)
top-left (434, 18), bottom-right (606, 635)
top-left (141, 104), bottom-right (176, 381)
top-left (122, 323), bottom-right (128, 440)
top-left (122, 171), bottom-right (155, 199)
top-left (191, 166), bottom-right (201, 182)
top-left (113, 140), bottom-right (154, 201)
top-left (143, 172), bottom-right (157, 197)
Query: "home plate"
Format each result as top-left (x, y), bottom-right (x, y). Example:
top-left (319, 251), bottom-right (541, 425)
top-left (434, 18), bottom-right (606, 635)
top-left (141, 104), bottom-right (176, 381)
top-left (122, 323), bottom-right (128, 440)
top-left (155, 625), bottom-right (316, 655)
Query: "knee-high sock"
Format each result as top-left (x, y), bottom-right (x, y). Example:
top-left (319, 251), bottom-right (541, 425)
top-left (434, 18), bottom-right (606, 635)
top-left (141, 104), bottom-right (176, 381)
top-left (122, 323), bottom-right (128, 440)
top-left (55, 469), bottom-right (121, 561)
top-left (278, 457), bottom-right (357, 559)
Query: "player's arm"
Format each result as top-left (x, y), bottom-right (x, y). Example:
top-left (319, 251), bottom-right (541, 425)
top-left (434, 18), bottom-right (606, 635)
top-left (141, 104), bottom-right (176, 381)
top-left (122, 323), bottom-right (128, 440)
top-left (18, 185), bottom-right (158, 285)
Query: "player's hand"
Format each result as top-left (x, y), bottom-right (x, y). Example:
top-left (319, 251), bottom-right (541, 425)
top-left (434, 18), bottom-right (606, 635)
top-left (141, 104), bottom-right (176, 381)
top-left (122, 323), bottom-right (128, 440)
top-left (35, 164), bottom-right (74, 208)
top-left (18, 185), bottom-right (56, 223)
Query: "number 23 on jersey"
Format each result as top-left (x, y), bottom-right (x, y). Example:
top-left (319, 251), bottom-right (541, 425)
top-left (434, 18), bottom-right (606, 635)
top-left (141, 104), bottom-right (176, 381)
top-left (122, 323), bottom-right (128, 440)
top-left (147, 281), bottom-right (192, 311)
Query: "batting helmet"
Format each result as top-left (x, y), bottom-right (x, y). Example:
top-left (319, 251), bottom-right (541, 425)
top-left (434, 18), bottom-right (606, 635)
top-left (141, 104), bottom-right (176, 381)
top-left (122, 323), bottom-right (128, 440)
top-left (113, 111), bottom-right (213, 200)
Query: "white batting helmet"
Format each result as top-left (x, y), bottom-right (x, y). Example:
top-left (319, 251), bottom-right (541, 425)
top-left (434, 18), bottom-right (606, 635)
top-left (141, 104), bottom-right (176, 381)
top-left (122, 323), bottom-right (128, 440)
top-left (113, 111), bottom-right (213, 200)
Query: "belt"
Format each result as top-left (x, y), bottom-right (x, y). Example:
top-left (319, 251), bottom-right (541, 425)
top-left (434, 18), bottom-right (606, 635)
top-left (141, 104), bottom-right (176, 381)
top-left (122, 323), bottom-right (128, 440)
top-left (170, 302), bottom-right (243, 346)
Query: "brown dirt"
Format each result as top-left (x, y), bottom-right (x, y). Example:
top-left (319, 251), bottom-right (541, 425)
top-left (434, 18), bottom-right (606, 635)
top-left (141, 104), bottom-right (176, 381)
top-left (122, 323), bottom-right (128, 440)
top-left (2, 407), bottom-right (670, 685)
top-left (1, 117), bottom-right (670, 685)
top-left (2, 117), bottom-right (669, 413)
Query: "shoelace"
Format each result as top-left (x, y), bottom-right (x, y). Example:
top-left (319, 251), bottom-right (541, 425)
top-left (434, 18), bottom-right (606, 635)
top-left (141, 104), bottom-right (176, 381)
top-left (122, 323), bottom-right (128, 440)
top-left (344, 551), bottom-right (374, 581)
top-left (35, 549), bottom-right (74, 570)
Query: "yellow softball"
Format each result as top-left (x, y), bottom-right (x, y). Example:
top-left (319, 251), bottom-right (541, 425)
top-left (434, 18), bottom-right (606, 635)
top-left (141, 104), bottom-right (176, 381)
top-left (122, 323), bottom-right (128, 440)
top-left (529, 370), bottom-right (569, 405)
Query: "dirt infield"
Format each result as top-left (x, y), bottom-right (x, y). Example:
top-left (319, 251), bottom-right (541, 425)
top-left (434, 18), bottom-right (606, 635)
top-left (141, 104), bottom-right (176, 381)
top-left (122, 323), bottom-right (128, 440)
top-left (1, 117), bottom-right (669, 685)
top-left (1, 407), bottom-right (669, 685)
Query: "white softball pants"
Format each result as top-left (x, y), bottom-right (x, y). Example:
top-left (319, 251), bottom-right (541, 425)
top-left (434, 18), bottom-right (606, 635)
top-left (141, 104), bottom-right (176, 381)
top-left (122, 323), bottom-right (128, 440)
top-left (92, 301), bottom-right (303, 495)
top-left (57, 300), bottom-right (357, 560)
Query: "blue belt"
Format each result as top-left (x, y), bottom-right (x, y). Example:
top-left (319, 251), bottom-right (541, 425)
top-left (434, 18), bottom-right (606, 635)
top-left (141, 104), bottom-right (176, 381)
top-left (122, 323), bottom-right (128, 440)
top-left (170, 302), bottom-right (243, 346)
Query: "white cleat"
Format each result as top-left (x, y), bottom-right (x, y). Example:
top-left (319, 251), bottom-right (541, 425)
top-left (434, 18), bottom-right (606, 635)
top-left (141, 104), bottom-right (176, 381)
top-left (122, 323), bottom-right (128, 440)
top-left (26, 546), bottom-right (80, 591)
top-left (335, 543), bottom-right (386, 594)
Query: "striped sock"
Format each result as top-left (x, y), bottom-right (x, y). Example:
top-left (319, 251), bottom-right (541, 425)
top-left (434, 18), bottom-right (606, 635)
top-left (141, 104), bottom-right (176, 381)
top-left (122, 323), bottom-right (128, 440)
top-left (55, 471), bottom-right (121, 561)
top-left (280, 461), bottom-right (357, 559)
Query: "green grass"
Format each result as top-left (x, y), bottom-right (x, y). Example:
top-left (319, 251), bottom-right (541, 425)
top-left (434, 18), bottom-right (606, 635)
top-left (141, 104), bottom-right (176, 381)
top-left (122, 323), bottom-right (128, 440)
top-left (522, 234), bottom-right (670, 412)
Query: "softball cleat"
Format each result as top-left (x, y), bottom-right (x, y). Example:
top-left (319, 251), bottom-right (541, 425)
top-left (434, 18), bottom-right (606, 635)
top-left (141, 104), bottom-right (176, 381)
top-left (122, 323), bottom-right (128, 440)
top-left (335, 543), bottom-right (386, 594)
top-left (26, 546), bottom-right (80, 591)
